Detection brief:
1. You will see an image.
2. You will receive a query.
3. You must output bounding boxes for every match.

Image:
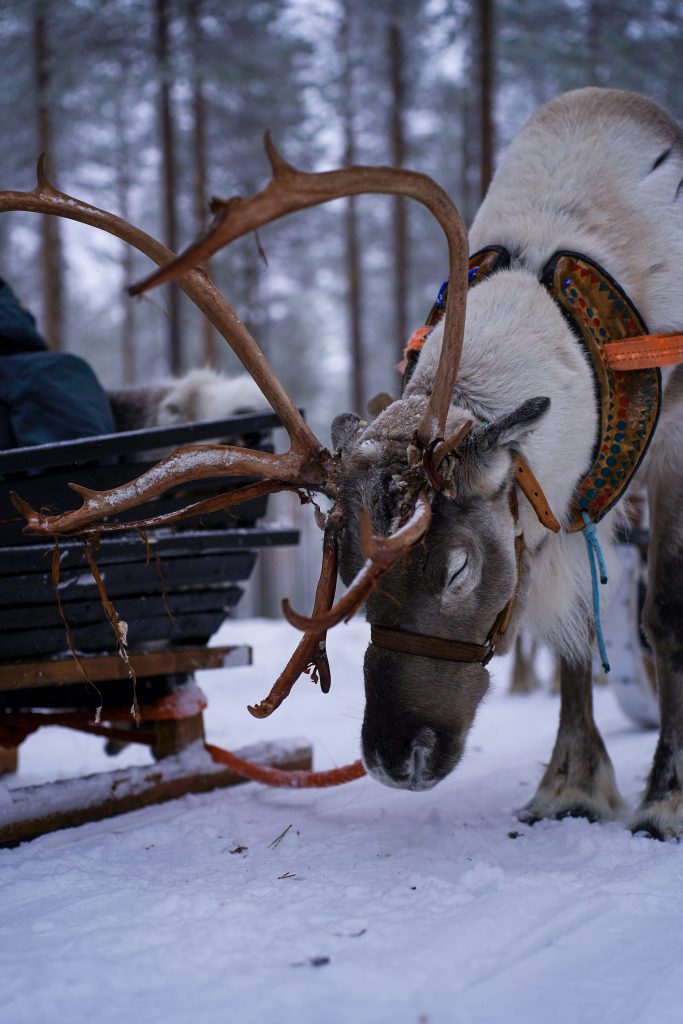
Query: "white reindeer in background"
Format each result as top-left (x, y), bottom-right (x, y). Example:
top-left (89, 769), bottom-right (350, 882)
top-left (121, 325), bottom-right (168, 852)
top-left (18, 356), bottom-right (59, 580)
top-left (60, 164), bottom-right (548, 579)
top-left (6, 87), bottom-right (683, 839)
top-left (108, 368), bottom-right (267, 431)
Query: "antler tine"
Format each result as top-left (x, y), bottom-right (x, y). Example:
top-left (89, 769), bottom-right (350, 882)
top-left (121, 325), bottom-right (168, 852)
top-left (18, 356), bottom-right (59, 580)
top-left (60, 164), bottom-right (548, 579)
top-left (0, 164), bottom-right (325, 472)
top-left (429, 418), bottom-right (475, 473)
top-left (128, 138), bottom-right (469, 448)
top-left (283, 490), bottom-right (432, 633)
top-left (415, 247), bottom-right (469, 451)
top-left (247, 518), bottom-right (339, 719)
top-left (11, 478), bottom-right (295, 539)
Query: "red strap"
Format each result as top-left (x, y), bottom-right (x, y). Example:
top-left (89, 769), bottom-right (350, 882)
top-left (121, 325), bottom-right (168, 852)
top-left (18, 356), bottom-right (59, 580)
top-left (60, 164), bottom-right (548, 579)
top-left (397, 324), bottom-right (434, 371)
top-left (405, 324), bottom-right (433, 353)
top-left (603, 332), bottom-right (683, 371)
top-left (205, 743), bottom-right (365, 788)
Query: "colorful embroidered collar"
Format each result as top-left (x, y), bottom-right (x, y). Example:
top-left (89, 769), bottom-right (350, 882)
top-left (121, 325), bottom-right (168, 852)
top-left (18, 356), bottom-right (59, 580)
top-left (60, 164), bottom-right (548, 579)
top-left (401, 246), bottom-right (675, 533)
top-left (540, 251), bottom-right (660, 531)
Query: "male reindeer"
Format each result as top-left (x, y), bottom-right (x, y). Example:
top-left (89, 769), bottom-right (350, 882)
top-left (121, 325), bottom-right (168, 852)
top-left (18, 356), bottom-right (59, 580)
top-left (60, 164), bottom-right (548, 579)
top-left (5, 87), bottom-right (683, 839)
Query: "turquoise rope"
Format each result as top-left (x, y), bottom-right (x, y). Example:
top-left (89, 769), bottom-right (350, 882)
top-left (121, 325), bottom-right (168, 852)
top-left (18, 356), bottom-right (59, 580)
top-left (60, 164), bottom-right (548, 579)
top-left (581, 511), bottom-right (610, 673)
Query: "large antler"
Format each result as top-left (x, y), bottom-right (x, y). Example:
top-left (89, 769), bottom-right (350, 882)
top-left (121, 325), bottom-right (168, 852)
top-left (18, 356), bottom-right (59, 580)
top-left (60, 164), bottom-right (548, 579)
top-left (0, 161), bottom-right (341, 719)
top-left (130, 135), bottom-right (469, 448)
top-left (281, 419), bottom-right (475, 633)
top-left (2, 146), bottom-right (470, 717)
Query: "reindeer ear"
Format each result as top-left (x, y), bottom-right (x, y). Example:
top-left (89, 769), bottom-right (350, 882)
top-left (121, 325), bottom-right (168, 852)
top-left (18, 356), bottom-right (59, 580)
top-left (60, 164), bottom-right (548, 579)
top-left (460, 397), bottom-right (550, 497)
top-left (470, 397), bottom-right (550, 455)
top-left (331, 412), bottom-right (364, 455)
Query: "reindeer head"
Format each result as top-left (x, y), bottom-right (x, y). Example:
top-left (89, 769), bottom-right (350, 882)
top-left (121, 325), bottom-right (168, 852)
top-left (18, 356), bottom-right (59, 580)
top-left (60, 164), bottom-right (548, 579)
top-left (3, 144), bottom-right (557, 791)
top-left (328, 394), bottom-right (551, 788)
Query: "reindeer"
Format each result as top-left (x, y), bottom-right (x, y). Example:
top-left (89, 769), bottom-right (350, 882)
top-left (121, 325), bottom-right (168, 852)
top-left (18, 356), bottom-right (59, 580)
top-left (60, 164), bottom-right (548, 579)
top-left (4, 87), bottom-right (683, 839)
top-left (108, 368), bottom-right (268, 433)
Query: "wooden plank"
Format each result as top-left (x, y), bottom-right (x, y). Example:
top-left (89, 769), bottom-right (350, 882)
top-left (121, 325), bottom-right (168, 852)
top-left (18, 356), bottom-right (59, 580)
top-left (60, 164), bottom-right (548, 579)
top-left (1, 673), bottom-right (192, 711)
top-left (0, 644), bottom-right (251, 691)
top-left (0, 410), bottom-right (284, 474)
top-left (153, 714), bottom-right (205, 760)
top-left (0, 739), bottom-right (313, 845)
top-left (7, 550), bottom-right (257, 605)
top-left (0, 610), bottom-right (231, 660)
top-left (0, 586), bottom-right (243, 632)
top-left (0, 527), bottom-right (299, 574)
top-left (0, 747), bottom-right (18, 775)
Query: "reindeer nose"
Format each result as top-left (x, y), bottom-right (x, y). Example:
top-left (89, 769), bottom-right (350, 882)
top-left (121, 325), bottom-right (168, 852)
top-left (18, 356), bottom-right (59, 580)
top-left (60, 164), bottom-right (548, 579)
top-left (405, 728), bottom-right (438, 790)
top-left (362, 716), bottom-right (459, 791)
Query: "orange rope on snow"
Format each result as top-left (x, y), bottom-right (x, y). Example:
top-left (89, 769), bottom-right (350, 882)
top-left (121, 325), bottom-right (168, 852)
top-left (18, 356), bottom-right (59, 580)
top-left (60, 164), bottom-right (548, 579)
top-left (0, 688), bottom-right (367, 790)
top-left (205, 743), bottom-right (366, 788)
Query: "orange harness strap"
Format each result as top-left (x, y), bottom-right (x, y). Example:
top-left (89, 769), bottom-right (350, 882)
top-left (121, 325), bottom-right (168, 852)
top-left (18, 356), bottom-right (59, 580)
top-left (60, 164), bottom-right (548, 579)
top-left (603, 332), bottom-right (683, 371)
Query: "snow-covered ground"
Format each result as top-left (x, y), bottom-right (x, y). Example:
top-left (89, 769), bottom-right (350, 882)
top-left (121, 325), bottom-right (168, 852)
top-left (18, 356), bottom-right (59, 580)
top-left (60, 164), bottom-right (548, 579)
top-left (1, 617), bottom-right (682, 1024)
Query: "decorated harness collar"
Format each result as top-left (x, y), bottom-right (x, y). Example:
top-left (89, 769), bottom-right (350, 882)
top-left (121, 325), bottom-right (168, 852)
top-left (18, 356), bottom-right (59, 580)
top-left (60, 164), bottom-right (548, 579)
top-left (403, 245), bottom-right (670, 532)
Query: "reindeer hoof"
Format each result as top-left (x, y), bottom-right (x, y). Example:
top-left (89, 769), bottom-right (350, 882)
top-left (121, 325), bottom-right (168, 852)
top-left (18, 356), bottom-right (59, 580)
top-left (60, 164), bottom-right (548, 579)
top-left (630, 800), bottom-right (683, 842)
top-left (518, 800), bottom-right (600, 826)
top-left (631, 823), bottom-right (667, 842)
top-left (556, 804), bottom-right (599, 824)
top-left (518, 756), bottom-right (624, 825)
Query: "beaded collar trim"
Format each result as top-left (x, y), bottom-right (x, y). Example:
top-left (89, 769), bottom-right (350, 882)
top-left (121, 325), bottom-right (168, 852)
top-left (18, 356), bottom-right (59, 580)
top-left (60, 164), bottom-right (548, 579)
top-left (540, 251), bottom-right (661, 531)
top-left (401, 246), bottom-right (661, 532)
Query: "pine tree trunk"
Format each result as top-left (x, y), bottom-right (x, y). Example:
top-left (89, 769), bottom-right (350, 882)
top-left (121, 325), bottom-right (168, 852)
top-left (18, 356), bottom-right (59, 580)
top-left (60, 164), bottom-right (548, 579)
top-left (456, 2), bottom-right (475, 224)
top-left (460, 79), bottom-right (475, 225)
top-left (187, 0), bottom-right (216, 366)
top-left (339, 2), bottom-right (365, 415)
top-left (477, 0), bottom-right (495, 202)
top-left (114, 91), bottom-right (136, 385)
top-left (585, 0), bottom-right (605, 84)
top-left (155, 0), bottom-right (182, 374)
top-left (32, 5), bottom-right (64, 351)
top-left (389, 21), bottom-right (408, 362)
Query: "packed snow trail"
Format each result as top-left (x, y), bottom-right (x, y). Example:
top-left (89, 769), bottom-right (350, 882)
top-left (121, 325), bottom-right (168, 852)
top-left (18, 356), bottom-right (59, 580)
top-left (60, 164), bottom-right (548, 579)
top-left (1, 619), bottom-right (681, 1024)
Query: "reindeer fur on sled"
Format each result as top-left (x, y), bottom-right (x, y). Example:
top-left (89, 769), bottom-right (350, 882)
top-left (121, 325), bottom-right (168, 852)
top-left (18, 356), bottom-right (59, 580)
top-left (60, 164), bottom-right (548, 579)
top-left (108, 368), bottom-right (267, 432)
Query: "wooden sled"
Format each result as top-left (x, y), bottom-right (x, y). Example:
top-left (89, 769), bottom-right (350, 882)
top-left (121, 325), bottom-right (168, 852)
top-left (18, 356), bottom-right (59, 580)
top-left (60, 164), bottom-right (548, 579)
top-left (0, 412), bottom-right (309, 843)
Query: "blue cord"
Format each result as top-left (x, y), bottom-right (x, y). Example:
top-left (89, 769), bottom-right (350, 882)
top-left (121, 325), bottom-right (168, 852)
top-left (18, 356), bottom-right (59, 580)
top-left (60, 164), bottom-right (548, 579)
top-left (581, 511), bottom-right (610, 673)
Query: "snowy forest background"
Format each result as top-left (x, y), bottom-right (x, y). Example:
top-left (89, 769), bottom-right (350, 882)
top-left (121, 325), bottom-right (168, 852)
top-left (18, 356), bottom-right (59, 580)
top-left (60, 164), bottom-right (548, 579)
top-left (2, 0), bottom-right (683, 615)
top-left (3, 0), bottom-right (683, 439)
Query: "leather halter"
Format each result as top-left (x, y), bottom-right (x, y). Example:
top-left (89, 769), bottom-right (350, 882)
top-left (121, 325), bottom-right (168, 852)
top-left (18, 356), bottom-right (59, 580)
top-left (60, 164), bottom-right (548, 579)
top-left (371, 523), bottom-right (525, 667)
top-left (370, 480), bottom-right (533, 666)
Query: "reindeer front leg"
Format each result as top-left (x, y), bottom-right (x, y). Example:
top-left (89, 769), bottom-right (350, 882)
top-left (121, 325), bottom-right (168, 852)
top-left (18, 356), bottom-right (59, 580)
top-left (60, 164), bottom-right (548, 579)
top-left (632, 424), bottom-right (683, 840)
top-left (519, 657), bottom-right (623, 824)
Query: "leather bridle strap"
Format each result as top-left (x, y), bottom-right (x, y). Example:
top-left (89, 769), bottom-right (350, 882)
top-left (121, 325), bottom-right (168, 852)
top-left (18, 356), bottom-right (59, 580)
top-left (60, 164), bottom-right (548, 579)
top-left (371, 623), bottom-right (489, 664)
top-left (513, 453), bottom-right (560, 533)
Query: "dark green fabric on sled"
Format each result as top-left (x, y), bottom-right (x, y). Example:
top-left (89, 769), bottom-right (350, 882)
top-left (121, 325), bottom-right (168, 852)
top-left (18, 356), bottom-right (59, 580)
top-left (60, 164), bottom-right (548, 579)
top-left (0, 277), bottom-right (115, 449)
